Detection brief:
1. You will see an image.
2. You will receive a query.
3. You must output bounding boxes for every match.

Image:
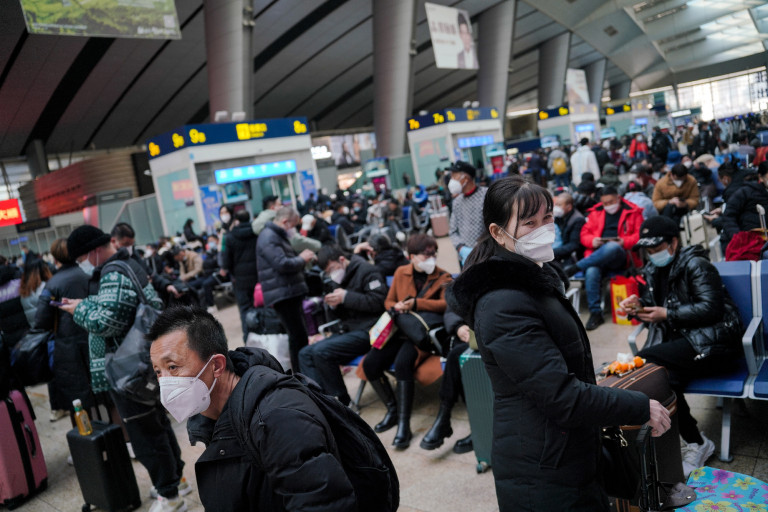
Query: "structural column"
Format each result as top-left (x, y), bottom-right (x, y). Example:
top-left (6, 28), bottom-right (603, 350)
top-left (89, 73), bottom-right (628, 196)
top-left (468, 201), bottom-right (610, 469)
top-left (537, 32), bottom-right (571, 110)
top-left (585, 58), bottom-right (606, 106)
top-left (609, 80), bottom-right (632, 102)
top-left (477, 0), bottom-right (516, 115)
top-left (203, 0), bottom-right (253, 119)
top-left (373, 0), bottom-right (416, 157)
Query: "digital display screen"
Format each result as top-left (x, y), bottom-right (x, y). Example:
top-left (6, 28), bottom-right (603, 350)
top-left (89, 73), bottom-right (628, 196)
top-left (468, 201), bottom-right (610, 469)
top-left (215, 160), bottom-right (297, 185)
top-left (574, 123), bottom-right (595, 133)
top-left (540, 135), bottom-right (560, 149)
top-left (19, 0), bottom-right (181, 39)
top-left (0, 199), bottom-right (23, 228)
top-left (635, 118), bottom-right (649, 125)
top-left (457, 135), bottom-right (495, 148)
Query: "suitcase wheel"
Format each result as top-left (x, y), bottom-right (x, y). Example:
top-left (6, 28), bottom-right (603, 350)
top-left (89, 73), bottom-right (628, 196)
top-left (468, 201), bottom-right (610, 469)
top-left (82, 503), bottom-right (91, 512)
top-left (476, 461), bottom-right (490, 474)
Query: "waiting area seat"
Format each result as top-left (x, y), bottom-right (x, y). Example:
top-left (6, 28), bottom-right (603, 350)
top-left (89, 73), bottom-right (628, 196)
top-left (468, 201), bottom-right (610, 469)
top-left (749, 260), bottom-right (768, 400)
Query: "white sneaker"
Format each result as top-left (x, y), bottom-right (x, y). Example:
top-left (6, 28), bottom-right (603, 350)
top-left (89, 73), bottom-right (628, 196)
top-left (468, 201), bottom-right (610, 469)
top-left (682, 432), bottom-right (715, 478)
top-left (206, 306), bottom-right (216, 314)
top-left (150, 477), bottom-right (193, 499)
top-left (147, 496), bottom-right (187, 512)
top-left (50, 409), bottom-right (68, 422)
top-left (126, 442), bottom-right (136, 459)
top-left (66, 455), bottom-right (74, 466)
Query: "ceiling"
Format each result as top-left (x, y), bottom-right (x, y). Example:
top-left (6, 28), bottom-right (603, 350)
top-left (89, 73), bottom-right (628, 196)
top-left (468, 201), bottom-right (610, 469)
top-left (1, 0), bottom-right (767, 177)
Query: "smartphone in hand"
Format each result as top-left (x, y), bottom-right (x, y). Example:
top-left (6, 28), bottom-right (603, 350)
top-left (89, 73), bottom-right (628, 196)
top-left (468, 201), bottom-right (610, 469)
top-left (49, 300), bottom-right (64, 307)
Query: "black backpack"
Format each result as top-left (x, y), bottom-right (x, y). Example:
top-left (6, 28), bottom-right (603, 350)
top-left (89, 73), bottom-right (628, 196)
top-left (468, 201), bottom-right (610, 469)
top-left (231, 366), bottom-right (399, 512)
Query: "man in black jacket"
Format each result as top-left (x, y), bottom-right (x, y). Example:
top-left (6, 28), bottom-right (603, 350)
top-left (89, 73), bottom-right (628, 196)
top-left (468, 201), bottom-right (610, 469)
top-left (553, 193), bottom-right (586, 265)
top-left (148, 307), bottom-right (357, 512)
top-left (620, 216), bottom-right (742, 477)
top-left (353, 233), bottom-right (409, 278)
top-left (222, 209), bottom-right (259, 342)
top-left (298, 245), bottom-right (387, 405)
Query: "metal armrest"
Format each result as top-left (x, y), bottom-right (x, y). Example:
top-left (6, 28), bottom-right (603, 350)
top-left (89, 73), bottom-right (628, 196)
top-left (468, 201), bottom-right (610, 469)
top-left (429, 326), bottom-right (445, 354)
top-left (742, 316), bottom-right (762, 376)
top-left (627, 323), bottom-right (647, 356)
top-left (318, 319), bottom-right (341, 338)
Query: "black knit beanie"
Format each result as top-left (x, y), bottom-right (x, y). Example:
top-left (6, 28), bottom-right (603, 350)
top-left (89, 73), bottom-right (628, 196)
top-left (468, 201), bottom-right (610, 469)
top-left (67, 225), bottom-right (111, 260)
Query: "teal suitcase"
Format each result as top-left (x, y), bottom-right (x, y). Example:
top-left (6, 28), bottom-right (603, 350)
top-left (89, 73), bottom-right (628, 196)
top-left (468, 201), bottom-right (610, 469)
top-left (459, 349), bottom-right (493, 473)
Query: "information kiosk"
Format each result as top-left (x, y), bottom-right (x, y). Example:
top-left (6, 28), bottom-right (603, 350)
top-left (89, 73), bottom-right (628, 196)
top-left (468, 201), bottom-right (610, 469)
top-left (537, 104), bottom-right (602, 146)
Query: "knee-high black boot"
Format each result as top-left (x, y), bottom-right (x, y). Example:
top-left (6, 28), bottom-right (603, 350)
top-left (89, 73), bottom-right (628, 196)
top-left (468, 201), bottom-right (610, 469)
top-left (420, 402), bottom-right (453, 450)
top-left (370, 378), bottom-right (398, 433)
top-left (392, 380), bottom-right (414, 449)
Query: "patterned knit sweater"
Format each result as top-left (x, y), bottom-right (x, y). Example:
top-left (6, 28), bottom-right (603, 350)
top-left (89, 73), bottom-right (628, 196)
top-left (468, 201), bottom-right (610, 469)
top-left (449, 186), bottom-right (488, 249)
top-left (73, 268), bottom-right (162, 394)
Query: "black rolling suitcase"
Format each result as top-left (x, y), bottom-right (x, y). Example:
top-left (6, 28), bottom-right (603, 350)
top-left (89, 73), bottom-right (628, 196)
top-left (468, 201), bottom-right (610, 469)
top-left (66, 421), bottom-right (141, 512)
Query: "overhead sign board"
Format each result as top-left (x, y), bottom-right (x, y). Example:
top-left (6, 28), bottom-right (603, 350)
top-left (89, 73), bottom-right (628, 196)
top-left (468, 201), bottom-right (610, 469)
top-left (407, 107), bottom-right (499, 132)
top-left (0, 199), bottom-right (23, 228)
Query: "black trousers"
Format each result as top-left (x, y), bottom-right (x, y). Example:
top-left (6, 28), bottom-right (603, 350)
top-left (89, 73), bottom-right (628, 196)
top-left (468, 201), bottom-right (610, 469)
top-left (440, 341), bottom-right (469, 406)
top-left (272, 296), bottom-right (308, 373)
top-left (661, 203), bottom-right (689, 226)
top-left (110, 392), bottom-right (184, 499)
top-left (638, 337), bottom-right (734, 444)
top-left (233, 279), bottom-right (257, 342)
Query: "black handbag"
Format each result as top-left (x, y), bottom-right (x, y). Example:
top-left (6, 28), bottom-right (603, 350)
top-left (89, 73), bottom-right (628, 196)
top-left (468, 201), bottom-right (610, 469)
top-left (600, 426), bottom-right (639, 500)
top-left (10, 329), bottom-right (54, 387)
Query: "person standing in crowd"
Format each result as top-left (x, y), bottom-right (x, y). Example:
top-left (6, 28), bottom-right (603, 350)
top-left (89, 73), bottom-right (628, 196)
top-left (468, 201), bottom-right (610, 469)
top-left (19, 258), bottom-right (52, 327)
top-left (35, 238), bottom-right (91, 422)
top-left (60, 226), bottom-right (189, 512)
top-left (299, 245), bottom-right (387, 405)
top-left (448, 161), bottom-right (488, 265)
top-left (548, 145), bottom-right (570, 188)
top-left (257, 207), bottom-right (316, 372)
top-left (567, 186), bottom-right (644, 330)
top-left (651, 126), bottom-right (673, 164)
top-left (252, 195), bottom-right (283, 235)
top-left (570, 138), bottom-right (600, 186)
top-left (0, 255), bottom-right (26, 347)
top-left (222, 209), bottom-right (259, 341)
top-left (218, 205), bottom-right (234, 233)
top-left (552, 193), bottom-right (586, 265)
top-left (652, 163), bottom-right (700, 225)
top-left (692, 122), bottom-right (717, 157)
top-left (148, 307), bottom-right (365, 512)
top-left (619, 216), bottom-right (742, 477)
top-left (183, 218), bottom-right (205, 245)
top-left (629, 133), bottom-right (649, 161)
top-left (449, 175), bottom-right (670, 512)
top-left (300, 214), bottom-right (334, 245)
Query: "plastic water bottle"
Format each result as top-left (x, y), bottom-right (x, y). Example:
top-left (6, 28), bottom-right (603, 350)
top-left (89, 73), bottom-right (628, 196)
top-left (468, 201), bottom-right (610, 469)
top-left (73, 399), bottom-right (92, 435)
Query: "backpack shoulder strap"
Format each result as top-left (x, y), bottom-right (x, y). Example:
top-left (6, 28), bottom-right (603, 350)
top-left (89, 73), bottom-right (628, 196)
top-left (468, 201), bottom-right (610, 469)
top-left (102, 260), bottom-right (149, 305)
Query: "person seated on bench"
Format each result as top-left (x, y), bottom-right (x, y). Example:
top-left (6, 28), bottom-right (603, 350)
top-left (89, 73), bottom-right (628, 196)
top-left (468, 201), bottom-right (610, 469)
top-left (298, 245), bottom-right (388, 406)
top-left (652, 163), bottom-right (700, 225)
top-left (362, 234), bottom-right (453, 450)
top-left (565, 186), bottom-right (644, 330)
top-left (552, 192), bottom-right (586, 266)
top-left (420, 304), bottom-right (473, 454)
top-left (353, 233), bottom-right (409, 278)
top-left (200, 234), bottom-right (225, 313)
top-left (619, 215), bottom-right (743, 477)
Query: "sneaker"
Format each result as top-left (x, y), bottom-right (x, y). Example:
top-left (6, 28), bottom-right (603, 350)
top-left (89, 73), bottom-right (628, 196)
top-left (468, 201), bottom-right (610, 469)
top-left (681, 432), bottom-right (715, 478)
top-left (147, 496), bottom-right (187, 512)
top-left (206, 306), bottom-right (216, 314)
top-left (564, 264), bottom-right (581, 277)
top-left (50, 409), bottom-right (68, 422)
top-left (126, 442), bottom-right (136, 459)
top-left (585, 312), bottom-right (604, 331)
top-left (66, 455), bottom-right (74, 466)
top-left (151, 478), bottom-right (193, 499)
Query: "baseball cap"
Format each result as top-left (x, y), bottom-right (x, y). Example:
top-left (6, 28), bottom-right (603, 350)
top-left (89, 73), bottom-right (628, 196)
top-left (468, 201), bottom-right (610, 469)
top-left (633, 216), bottom-right (679, 249)
top-left (301, 214), bottom-right (316, 232)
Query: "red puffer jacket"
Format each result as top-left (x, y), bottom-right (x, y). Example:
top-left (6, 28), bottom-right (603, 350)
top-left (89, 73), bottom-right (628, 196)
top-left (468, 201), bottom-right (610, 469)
top-left (580, 199), bottom-right (644, 268)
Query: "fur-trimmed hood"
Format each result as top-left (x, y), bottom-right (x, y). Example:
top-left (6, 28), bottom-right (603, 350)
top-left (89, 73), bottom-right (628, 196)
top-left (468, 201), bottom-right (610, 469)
top-left (447, 248), bottom-right (568, 329)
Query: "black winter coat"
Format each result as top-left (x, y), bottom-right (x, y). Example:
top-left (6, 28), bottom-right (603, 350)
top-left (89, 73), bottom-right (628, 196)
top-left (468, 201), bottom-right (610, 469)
top-left (373, 248), bottom-right (409, 278)
top-left (223, 223), bottom-right (259, 291)
top-left (256, 223), bottom-right (308, 306)
top-left (554, 209), bottom-right (586, 262)
top-left (721, 181), bottom-right (768, 245)
top-left (34, 264), bottom-right (92, 410)
top-left (189, 348), bottom-right (356, 512)
top-left (331, 256), bottom-right (387, 332)
top-left (0, 265), bottom-right (28, 346)
top-left (638, 245), bottom-right (742, 358)
top-left (448, 249), bottom-right (649, 511)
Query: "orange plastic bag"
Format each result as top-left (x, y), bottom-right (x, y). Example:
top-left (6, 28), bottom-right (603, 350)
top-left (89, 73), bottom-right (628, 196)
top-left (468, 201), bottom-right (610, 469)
top-left (610, 276), bottom-right (640, 325)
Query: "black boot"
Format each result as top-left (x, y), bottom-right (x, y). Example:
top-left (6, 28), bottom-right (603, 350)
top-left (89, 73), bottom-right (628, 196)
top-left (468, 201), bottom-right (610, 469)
top-left (420, 403), bottom-right (453, 450)
top-left (370, 378), bottom-right (398, 433)
top-left (392, 381), bottom-right (414, 449)
top-left (452, 434), bottom-right (473, 454)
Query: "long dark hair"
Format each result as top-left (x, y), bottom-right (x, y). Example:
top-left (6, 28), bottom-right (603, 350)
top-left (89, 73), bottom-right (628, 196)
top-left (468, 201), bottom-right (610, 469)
top-left (463, 175), bottom-right (552, 270)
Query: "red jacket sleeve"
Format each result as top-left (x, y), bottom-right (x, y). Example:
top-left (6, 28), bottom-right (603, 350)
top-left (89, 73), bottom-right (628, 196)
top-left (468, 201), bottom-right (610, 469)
top-left (580, 210), bottom-right (602, 250)
top-left (620, 208), bottom-right (643, 250)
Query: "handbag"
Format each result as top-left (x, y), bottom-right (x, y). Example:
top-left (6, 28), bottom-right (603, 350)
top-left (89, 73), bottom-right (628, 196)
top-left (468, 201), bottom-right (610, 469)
top-left (600, 426), bottom-right (638, 499)
top-left (369, 311), bottom-right (396, 349)
top-left (10, 329), bottom-right (54, 386)
top-left (103, 261), bottom-right (161, 406)
top-left (394, 311), bottom-right (433, 352)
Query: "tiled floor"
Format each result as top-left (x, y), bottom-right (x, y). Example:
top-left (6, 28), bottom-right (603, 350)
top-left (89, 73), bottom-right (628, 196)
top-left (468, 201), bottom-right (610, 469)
top-left (13, 238), bottom-right (768, 511)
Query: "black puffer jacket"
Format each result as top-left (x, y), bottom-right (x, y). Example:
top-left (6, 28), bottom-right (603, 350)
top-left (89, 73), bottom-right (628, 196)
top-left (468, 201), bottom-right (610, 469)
top-left (34, 264), bottom-right (92, 410)
top-left (189, 348), bottom-right (356, 512)
top-left (721, 181), bottom-right (768, 246)
top-left (330, 256), bottom-right (387, 332)
top-left (373, 248), bottom-right (409, 278)
top-left (554, 209), bottom-right (586, 262)
top-left (639, 245), bottom-right (742, 357)
top-left (256, 222), bottom-right (308, 306)
top-left (223, 223), bottom-right (259, 290)
top-left (448, 249), bottom-right (649, 511)
top-left (0, 265), bottom-right (28, 346)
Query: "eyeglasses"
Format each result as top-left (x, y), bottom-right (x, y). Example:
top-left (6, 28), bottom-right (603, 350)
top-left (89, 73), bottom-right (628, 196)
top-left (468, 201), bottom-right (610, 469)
top-left (419, 250), bottom-right (437, 258)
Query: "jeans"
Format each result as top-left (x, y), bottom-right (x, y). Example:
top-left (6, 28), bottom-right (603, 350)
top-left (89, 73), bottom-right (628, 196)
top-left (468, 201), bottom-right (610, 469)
top-left (110, 392), bottom-right (184, 499)
top-left (272, 296), bottom-right (309, 372)
top-left (554, 171), bottom-right (572, 189)
top-left (234, 282), bottom-right (256, 343)
top-left (187, 276), bottom-right (211, 308)
top-left (299, 330), bottom-right (370, 401)
top-left (577, 241), bottom-right (627, 313)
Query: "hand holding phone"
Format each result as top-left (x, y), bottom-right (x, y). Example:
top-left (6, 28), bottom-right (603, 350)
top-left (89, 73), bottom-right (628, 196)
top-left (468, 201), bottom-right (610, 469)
top-left (49, 300), bottom-right (64, 307)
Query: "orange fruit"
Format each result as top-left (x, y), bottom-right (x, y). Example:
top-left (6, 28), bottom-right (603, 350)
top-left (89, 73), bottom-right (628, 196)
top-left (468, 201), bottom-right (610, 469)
top-left (633, 356), bottom-right (644, 368)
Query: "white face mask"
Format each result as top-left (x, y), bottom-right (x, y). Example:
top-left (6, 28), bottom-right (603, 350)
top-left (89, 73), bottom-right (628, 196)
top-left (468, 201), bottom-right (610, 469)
top-left (220, 214), bottom-right (231, 224)
top-left (342, 206), bottom-right (350, 215)
top-left (501, 223), bottom-right (556, 263)
top-left (604, 203), bottom-right (620, 215)
top-left (553, 205), bottom-right (565, 218)
top-left (415, 256), bottom-right (436, 275)
top-left (78, 251), bottom-right (97, 277)
top-left (159, 356), bottom-right (217, 423)
top-left (682, 161), bottom-right (692, 169)
top-left (672, 179), bottom-right (683, 188)
top-left (330, 267), bottom-right (346, 284)
top-left (145, 249), bottom-right (154, 258)
top-left (448, 179), bottom-right (463, 196)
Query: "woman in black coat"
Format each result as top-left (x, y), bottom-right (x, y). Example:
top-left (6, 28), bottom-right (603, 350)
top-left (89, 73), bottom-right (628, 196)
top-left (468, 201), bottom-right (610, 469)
top-left (448, 176), bottom-right (670, 512)
top-left (720, 161), bottom-right (768, 247)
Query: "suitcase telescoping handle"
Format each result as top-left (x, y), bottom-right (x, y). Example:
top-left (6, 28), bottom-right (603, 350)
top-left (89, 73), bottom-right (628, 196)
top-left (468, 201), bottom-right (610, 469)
top-left (24, 424), bottom-right (36, 457)
top-left (636, 425), bottom-right (662, 512)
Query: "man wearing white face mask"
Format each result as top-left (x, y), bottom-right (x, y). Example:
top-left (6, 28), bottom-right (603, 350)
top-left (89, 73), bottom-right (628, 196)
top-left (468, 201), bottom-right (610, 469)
top-left (298, 245), bottom-right (387, 406)
top-left (567, 187), bottom-right (644, 330)
top-left (448, 161), bottom-right (487, 265)
top-left (652, 163), bottom-right (700, 225)
top-left (60, 225), bottom-right (189, 512)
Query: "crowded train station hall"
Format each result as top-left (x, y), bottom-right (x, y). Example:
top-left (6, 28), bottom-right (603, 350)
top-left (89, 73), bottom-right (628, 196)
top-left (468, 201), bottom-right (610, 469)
top-left (3, 0), bottom-right (768, 511)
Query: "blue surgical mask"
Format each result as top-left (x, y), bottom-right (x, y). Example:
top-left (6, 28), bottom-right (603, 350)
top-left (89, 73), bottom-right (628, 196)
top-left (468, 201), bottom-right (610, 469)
top-left (649, 248), bottom-right (674, 267)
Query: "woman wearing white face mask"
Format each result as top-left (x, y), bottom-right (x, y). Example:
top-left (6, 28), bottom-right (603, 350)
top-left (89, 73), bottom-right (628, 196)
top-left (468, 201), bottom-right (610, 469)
top-left (361, 234), bottom-right (453, 450)
top-left (448, 176), bottom-right (670, 512)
